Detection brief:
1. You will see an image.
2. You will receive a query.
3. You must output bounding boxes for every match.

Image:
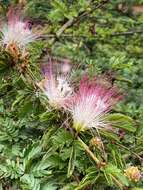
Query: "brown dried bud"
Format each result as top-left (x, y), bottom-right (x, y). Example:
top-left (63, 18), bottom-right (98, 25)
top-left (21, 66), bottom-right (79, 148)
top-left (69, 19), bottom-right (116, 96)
top-left (5, 43), bottom-right (20, 61)
top-left (90, 137), bottom-right (102, 149)
top-left (124, 166), bottom-right (141, 182)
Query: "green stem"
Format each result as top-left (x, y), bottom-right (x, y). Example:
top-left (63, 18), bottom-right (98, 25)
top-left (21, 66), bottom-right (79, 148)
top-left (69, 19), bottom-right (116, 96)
top-left (77, 136), bottom-right (100, 165)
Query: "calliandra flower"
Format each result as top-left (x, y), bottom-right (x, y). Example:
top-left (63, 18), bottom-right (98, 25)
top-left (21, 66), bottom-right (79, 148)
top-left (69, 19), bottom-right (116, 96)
top-left (65, 75), bottom-right (122, 132)
top-left (124, 166), bottom-right (141, 182)
top-left (38, 61), bottom-right (73, 109)
top-left (0, 9), bottom-right (37, 54)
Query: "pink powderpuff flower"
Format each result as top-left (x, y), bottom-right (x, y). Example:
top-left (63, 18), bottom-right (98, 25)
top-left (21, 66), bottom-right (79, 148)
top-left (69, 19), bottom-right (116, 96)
top-left (65, 75), bottom-right (122, 132)
top-left (1, 8), bottom-right (37, 50)
top-left (38, 60), bottom-right (73, 109)
top-left (60, 59), bottom-right (71, 74)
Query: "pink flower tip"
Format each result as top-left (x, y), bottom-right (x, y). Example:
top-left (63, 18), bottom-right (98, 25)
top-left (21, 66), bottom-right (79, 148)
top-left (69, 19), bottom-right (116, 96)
top-left (1, 8), bottom-right (37, 50)
top-left (65, 74), bottom-right (123, 132)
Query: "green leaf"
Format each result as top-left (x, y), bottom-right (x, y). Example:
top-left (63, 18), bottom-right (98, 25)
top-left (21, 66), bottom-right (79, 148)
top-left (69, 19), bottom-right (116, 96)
top-left (100, 130), bottom-right (120, 142)
top-left (41, 183), bottom-right (57, 190)
top-left (24, 143), bottom-right (42, 172)
top-left (11, 92), bottom-right (25, 110)
top-left (0, 51), bottom-right (12, 72)
top-left (106, 113), bottom-right (136, 132)
top-left (0, 99), bottom-right (4, 113)
top-left (39, 111), bottom-right (57, 122)
top-left (46, 154), bottom-right (65, 170)
top-left (18, 100), bottom-right (33, 117)
top-left (0, 183), bottom-right (3, 190)
top-left (75, 168), bottom-right (99, 190)
top-left (116, 76), bottom-right (133, 84)
top-left (0, 118), bottom-right (19, 142)
top-left (52, 129), bottom-right (73, 148)
top-left (67, 144), bottom-right (76, 178)
top-left (20, 174), bottom-right (40, 190)
top-left (104, 164), bottom-right (129, 187)
top-left (31, 159), bottom-right (52, 177)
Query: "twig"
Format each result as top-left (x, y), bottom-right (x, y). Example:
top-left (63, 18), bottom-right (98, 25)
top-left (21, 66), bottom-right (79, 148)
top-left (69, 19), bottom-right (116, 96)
top-left (56, 18), bottom-right (74, 38)
top-left (77, 0), bottom-right (110, 21)
top-left (115, 142), bottom-right (143, 161)
top-left (38, 29), bottom-right (143, 40)
top-left (111, 30), bottom-right (143, 36)
top-left (110, 174), bottom-right (123, 190)
top-left (77, 136), bottom-right (101, 165)
top-left (38, 34), bottom-right (89, 40)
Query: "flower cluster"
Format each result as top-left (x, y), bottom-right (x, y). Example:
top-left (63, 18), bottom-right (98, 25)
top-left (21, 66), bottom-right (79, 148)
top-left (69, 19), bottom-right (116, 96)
top-left (0, 8), bottom-right (37, 58)
top-left (1, 9), bottom-right (122, 133)
top-left (65, 75), bottom-right (122, 132)
top-left (38, 61), bottom-right (122, 132)
top-left (38, 60), bottom-right (72, 109)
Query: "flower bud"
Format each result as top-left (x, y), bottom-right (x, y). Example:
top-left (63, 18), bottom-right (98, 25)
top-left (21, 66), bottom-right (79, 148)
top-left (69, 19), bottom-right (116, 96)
top-left (90, 137), bottom-right (102, 149)
top-left (124, 166), bottom-right (141, 182)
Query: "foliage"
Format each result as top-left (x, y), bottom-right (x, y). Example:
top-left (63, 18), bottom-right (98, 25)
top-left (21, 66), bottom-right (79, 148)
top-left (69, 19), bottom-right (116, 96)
top-left (0, 0), bottom-right (143, 190)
